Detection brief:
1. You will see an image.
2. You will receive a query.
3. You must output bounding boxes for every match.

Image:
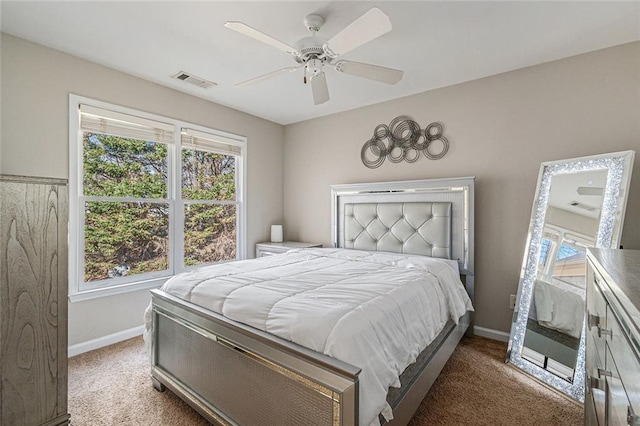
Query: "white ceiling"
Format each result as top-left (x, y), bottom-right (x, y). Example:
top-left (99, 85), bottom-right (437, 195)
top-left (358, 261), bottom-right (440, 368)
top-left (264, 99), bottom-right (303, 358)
top-left (548, 169), bottom-right (608, 219)
top-left (2, 1), bottom-right (639, 125)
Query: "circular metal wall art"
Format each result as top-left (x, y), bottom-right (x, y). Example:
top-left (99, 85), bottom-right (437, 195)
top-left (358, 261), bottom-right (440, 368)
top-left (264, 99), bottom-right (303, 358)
top-left (361, 116), bottom-right (450, 169)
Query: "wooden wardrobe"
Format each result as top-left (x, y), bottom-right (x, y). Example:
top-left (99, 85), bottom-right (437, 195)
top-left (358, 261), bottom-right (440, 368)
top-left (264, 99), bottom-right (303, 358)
top-left (1, 175), bottom-right (70, 425)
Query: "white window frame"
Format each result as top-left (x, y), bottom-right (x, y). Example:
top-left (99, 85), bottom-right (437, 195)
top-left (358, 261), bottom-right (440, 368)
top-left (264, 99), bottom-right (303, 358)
top-left (68, 94), bottom-right (247, 302)
top-left (539, 224), bottom-right (593, 286)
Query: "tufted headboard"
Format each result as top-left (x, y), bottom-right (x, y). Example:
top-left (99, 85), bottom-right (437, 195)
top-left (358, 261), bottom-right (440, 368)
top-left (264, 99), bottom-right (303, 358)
top-left (331, 177), bottom-right (475, 275)
top-left (343, 202), bottom-right (452, 259)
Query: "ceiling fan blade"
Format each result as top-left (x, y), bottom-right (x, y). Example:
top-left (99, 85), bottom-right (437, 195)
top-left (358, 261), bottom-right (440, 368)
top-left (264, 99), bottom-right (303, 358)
top-left (325, 7), bottom-right (392, 57)
top-left (311, 72), bottom-right (330, 105)
top-left (224, 21), bottom-right (298, 55)
top-left (334, 60), bottom-right (403, 84)
top-left (236, 66), bottom-right (300, 87)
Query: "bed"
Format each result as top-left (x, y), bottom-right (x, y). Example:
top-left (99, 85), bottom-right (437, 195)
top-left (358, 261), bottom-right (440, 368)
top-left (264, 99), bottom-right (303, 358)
top-left (531, 278), bottom-right (585, 339)
top-left (523, 278), bottom-right (584, 369)
top-left (144, 177), bottom-right (475, 426)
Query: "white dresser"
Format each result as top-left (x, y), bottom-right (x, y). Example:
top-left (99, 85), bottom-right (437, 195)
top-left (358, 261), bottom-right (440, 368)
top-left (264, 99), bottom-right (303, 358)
top-left (586, 248), bottom-right (640, 426)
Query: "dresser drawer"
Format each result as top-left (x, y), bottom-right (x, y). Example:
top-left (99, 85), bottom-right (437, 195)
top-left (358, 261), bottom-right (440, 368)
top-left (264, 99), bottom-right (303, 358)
top-left (605, 345), bottom-right (637, 426)
top-left (587, 276), bottom-right (608, 367)
top-left (587, 333), bottom-right (606, 426)
top-left (586, 249), bottom-right (640, 426)
top-left (606, 306), bottom-right (640, 418)
top-left (586, 389), bottom-right (604, 426)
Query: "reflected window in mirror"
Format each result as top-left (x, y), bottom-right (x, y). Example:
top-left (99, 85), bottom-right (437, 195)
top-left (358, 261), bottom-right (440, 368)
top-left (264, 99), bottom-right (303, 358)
top-left (538, 233), bottom-right (556, 275)
top-left (540, 228), bottom-right (591, 289)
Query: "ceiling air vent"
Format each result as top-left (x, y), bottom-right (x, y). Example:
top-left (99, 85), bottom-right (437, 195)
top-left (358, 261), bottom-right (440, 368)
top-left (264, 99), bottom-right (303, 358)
top-left (170, 71), bottom-right (216, 89)
top-left (576, 186), bottom-right (603, 196)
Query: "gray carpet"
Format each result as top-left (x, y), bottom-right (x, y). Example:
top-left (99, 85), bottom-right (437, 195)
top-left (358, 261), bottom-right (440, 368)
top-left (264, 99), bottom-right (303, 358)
top-left (68, 335), bottom-right (583, 425)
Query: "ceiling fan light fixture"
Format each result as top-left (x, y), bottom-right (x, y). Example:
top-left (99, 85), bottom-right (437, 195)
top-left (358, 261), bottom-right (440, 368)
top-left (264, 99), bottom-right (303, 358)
top-left (294, 36), bottom-right (328, 62)
top-left (305, 58), bottom-right (324, 76)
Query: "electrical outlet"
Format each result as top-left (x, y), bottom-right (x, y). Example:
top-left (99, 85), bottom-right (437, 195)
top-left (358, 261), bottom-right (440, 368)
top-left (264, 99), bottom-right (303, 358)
top-left (510, 294), bottom-right (517, 310)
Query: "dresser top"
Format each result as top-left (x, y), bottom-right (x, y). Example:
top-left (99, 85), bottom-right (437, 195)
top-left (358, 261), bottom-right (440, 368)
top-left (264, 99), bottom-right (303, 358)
top-left (588, 248), bottom-right (640, 333)
top-left (0, 174), bottom-right (67, 185)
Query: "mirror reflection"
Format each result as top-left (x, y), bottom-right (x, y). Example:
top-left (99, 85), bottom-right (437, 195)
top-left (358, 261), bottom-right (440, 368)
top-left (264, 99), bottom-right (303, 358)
top-left (522, 169), bottom-right (607, 381)
top-left (507, 150), bottom-right (635, 402)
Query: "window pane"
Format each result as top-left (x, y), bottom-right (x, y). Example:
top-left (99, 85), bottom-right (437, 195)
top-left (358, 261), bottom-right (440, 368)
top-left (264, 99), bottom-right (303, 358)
top-left (539, 239), bottom-right (552, 268)
top-left (84, 201), bottom-right (169, 282)
top-left (552, 243), bottom-right (586, 287)
top-left (83, 132), bottom-right (168, 198)
top-left (182, 148), bottom-right (235, 200)
top-left (184, 204), bottom-right (236, 266)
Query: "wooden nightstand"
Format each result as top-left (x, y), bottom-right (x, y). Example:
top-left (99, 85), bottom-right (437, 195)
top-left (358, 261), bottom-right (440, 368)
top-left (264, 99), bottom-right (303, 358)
top-left (255, 241), bottom-right (322, 257)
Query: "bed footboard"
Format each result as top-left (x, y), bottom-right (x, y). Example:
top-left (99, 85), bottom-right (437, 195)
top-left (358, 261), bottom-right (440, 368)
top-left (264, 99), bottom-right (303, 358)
top-left (150, 289), bottom-right (361, 426)
top-left (384, 310), bottom-right (471, 425)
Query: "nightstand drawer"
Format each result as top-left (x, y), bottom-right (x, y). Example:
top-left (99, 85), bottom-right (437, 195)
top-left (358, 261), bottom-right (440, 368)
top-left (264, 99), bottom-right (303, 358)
top-left (256, 241), bottom-right (322, 258)
top-left (257, 245), bottom-right (289, 256)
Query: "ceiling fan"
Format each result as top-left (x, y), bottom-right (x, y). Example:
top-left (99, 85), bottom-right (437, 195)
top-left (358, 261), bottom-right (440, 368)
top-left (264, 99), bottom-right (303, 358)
top-left (224, 7), bottom-right (404, 105)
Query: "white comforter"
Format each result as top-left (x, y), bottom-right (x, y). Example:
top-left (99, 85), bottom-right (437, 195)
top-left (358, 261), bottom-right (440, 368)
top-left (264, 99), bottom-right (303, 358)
top-left (144, 248), bottom-right (473, 426)
top-left (533, 279), bottom-right (585, 338)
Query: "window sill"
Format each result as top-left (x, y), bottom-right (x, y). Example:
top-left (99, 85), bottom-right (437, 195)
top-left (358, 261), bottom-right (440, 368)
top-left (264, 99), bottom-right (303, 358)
top-left (68, 276), bottom-right (169, 303)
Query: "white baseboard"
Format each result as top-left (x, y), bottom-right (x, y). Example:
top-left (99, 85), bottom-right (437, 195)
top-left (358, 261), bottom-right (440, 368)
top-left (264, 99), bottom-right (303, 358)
top-left (68, 325), bottom-right (145, 358)
top-left (474, 325), bottom-right (510, 342)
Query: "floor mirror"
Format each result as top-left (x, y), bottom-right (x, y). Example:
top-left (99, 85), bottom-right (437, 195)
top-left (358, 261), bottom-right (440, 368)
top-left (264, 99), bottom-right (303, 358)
top-left (507, 150), bottom-right (635, 401)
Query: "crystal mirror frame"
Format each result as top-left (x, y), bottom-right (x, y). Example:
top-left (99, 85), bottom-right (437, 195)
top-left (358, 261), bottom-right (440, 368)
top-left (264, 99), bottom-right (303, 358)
top-left (507, 150), bottom-right (635, 402)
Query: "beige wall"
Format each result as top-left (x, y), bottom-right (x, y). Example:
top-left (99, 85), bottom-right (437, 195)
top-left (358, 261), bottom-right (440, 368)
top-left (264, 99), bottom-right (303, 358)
top-left (2, 32), bottom-right (639, 346)
top-left (0, 34), bottom-right (285, 346)
top-left (283, 41), bottom-right (640, 334)
top-left (545, 206), bottom-right (599, 239)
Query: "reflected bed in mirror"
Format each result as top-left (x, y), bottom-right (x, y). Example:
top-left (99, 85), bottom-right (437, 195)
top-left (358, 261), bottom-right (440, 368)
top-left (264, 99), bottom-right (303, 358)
top-left (507, 151), bottom-right (635, 402)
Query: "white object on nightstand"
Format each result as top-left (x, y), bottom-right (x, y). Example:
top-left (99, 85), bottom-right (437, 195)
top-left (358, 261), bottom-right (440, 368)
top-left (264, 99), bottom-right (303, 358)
top-left (270, 224), bottom-right (283, 242)
top-left (256, 241), bottom-right (322, 257)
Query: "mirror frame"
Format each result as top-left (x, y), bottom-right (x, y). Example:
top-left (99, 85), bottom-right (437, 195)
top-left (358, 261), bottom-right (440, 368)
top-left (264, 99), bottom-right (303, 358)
top-left (507, 150), bottom-right (635, 402)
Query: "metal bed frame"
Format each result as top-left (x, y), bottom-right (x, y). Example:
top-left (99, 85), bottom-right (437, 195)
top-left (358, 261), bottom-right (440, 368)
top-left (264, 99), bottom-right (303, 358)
top-left (149, 177), bottom-right (475, 425)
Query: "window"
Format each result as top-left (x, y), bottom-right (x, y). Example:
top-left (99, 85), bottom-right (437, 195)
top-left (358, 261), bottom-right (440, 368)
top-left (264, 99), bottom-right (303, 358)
top-left (69, 96), bottom-right (246, 301)
top-left (550, 238), bottom-right (587, 288)
top-left (537, 231), bottom-right (559, 274)
top-left (181, 129), bottom-right (241, 267)
top-left (538, 226), bottom-right (591, 289)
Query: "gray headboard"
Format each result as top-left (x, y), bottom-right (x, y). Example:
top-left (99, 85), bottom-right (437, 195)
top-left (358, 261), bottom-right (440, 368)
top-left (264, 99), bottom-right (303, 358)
top-left (331, 177), bottom-right (475, 275)
top-left (343, 202), bottom-right (452, 259)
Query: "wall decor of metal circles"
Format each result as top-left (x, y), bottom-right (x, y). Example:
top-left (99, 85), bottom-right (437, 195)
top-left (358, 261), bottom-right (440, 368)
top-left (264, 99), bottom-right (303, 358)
top-left (361, 116), bottom-right (449, 169)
